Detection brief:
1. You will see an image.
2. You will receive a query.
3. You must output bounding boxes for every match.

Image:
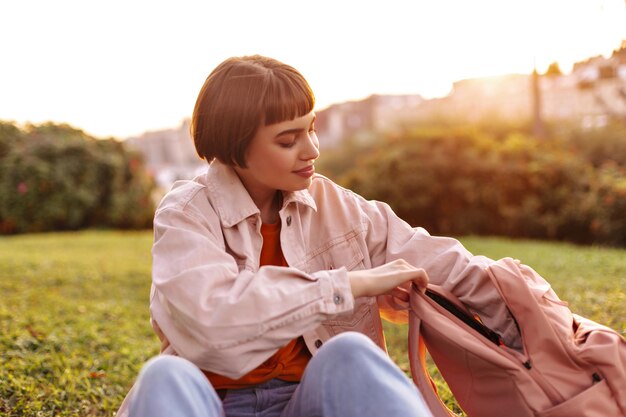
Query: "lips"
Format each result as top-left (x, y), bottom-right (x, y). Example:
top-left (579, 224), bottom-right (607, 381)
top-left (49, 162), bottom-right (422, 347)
top-left (293, 165), bottom-right (315, 178)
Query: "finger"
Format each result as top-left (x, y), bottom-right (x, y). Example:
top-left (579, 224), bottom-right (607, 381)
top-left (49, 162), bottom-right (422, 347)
top-left (386, 287), bottom-right (410, 310)
top-left (388, 286), bottom-right (410, 302)
top-left (412, 270), bottom-right (429, 293)
top-left (417, 269), bottom-right (429, 284)
top-left (414, 281), bottom-right (427, 293)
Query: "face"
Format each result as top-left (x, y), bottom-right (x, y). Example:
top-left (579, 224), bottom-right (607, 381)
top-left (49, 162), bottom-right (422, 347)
top-left (234, 111), bottom-right (320, 204)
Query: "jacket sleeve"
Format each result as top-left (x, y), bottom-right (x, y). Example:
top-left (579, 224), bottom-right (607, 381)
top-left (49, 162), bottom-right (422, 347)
top-left (356, 196), bottom-right (521, 348)
top-left (149, 202), bottom-right (354, 379)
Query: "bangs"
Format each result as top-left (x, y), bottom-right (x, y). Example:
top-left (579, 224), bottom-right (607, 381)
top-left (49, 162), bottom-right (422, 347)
top-left (190, 55), bottom-right (317, 167)
top-left (262, 69), bottom-right (315, 126)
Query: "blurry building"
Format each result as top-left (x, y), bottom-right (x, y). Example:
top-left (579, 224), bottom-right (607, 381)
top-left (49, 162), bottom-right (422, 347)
top-left (445, 74), bottom-right (532, 122)
top-left (125, 120), bottom-right (207, 193)
top-left (414, 41), bottom-right (626, 130)
top-left (315, 94), bottom-right (424, 149)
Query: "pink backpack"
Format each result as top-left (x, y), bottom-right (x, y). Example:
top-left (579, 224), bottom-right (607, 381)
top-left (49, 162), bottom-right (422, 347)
top-left (408, 257), bottom-right (626, 417)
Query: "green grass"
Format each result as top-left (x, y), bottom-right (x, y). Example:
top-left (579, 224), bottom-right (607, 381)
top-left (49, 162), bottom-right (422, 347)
top-left (0, 231), bottom-right (158, 416)
top-left (1, 231), bottom-right (625, 416)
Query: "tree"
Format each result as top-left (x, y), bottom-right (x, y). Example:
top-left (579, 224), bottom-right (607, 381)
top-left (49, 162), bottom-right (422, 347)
top-left (544, 62), bottom-right (563, 77)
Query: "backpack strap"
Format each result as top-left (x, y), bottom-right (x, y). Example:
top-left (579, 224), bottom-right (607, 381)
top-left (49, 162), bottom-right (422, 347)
top-left (408, 308), bottom-right (460, 417)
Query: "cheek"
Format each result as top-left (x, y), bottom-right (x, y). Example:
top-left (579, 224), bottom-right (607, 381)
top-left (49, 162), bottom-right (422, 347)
top-left (253, 149), bottom-right (293, 173)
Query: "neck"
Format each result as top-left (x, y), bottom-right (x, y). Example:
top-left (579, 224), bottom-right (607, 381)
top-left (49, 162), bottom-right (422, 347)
top-left (255, 191), bottom-right (281, 224)
top-left (231, 166), bottom-right (282, 224)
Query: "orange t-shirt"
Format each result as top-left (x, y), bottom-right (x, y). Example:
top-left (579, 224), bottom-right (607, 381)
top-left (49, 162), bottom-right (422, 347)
top-left (204, 221), bottom-right (311, 389)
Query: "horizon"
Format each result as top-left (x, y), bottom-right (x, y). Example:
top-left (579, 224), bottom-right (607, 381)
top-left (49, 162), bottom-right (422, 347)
top-left (5, 58), bottom-right (621, 142)
top-left (2, 0), bottom-right (626, 139)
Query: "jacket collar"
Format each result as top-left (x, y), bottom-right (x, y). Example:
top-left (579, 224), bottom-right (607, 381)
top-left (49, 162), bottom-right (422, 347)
top-left (204, 160), bottom-right (317, 228)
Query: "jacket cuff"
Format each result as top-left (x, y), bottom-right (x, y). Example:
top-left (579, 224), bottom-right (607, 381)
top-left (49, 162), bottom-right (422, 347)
top-left (317, 267), bottom-right (355, 315)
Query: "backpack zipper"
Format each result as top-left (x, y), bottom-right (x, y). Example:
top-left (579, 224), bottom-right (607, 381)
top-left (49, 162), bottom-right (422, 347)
top-left (522, 358), bottom-right (566, 404)
top-left (425, 289), bottom-right (504, 346)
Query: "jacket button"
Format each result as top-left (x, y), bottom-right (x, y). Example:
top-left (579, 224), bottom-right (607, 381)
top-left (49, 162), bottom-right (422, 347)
top-left (286, 216), bottom-right (292, 226)
top-left (333, 293), bottom-right (343, 305)
top-left (315, 339), bottom-right (323, 348)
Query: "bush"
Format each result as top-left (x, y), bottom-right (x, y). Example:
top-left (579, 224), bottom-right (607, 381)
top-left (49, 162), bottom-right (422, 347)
top-left (563, 122), bottom-right (626, 168)
top-left (0, 121), bottom-right (155, 234)
top-left (324, 127), bottom-right (626, 246)
top-left (591, 162), bottom-right (626, 246)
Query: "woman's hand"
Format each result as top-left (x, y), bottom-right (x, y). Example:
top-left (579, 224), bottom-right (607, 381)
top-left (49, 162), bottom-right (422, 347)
top-left (347, 259), bottom-right (429, 300)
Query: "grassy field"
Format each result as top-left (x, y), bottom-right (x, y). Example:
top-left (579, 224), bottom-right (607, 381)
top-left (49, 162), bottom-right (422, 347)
top-left (1, 231), bottom-right (625, 416)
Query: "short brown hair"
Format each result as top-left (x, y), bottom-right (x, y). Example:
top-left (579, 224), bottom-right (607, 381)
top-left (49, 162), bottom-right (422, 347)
top-left (191, 55), bottom-right (315, 167)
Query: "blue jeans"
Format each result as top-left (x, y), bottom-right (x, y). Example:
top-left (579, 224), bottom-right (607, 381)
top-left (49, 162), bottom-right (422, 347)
top-left (129, 332), bottom-right (433, 417)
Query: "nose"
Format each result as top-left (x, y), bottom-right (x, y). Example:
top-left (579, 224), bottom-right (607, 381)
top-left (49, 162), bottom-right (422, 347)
top-left (301, 131), bottom-right (320, 161)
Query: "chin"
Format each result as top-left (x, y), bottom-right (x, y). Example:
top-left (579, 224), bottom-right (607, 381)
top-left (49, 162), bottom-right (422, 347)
top-left (284, 179), bottom-right (312, 192)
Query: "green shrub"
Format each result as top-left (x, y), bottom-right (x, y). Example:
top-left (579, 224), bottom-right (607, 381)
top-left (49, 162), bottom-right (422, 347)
top-left (0, 121), bottom-right (155, 233)
top-left (325, 127), bottom-right (625, 246)
top-left (591, 162), bottom-right (626, 246)
top-left (563, 122), bottom-right (626, 168)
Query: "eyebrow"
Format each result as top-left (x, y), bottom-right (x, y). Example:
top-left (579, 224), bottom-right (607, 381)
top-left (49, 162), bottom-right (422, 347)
top-left (276, 128), bottom-right (305, 137)
top-left (276, 116), bottom-right (316, 138)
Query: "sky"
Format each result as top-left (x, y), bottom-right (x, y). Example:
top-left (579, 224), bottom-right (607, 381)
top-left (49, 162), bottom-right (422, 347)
top-left (2, 0), bottom-right (626, 139)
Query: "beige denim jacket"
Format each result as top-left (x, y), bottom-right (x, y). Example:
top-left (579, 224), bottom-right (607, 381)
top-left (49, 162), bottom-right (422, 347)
top-left (148, 160), bottom-right (519, 380)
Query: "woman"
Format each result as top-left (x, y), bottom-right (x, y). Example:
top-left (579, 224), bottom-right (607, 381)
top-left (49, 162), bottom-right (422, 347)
top-left (119, 55), bottom-right (520, 417)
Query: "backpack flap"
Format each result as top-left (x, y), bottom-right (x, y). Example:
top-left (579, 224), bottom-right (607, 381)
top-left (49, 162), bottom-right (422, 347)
top-left (486, 259), bottom-right (601, 399)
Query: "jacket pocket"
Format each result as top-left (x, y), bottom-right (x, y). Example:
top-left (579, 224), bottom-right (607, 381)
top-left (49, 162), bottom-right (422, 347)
top-left (306, 229), bottom-right (366, 272)
top-left (322, 297), bottom-right (377, 339)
